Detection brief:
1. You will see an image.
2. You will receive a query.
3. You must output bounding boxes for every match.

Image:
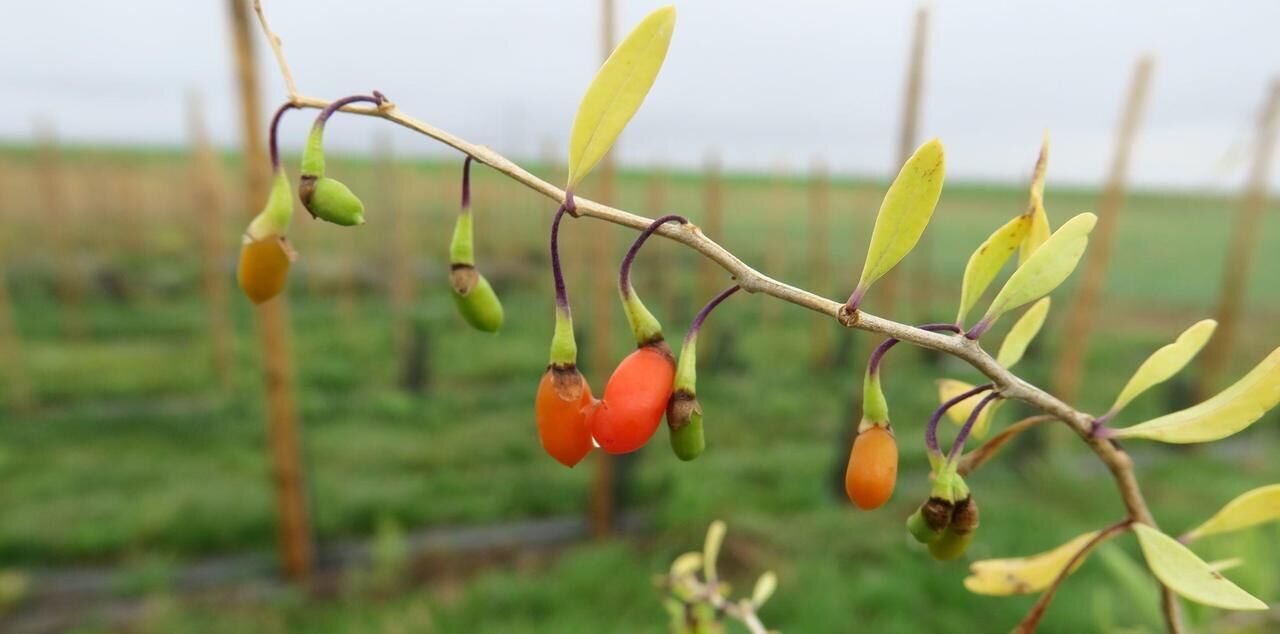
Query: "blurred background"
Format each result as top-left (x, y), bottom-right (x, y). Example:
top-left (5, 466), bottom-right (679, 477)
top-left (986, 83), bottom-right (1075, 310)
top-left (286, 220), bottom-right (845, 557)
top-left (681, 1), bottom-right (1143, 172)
top-left (1, 1), bottom-right (1278, 632)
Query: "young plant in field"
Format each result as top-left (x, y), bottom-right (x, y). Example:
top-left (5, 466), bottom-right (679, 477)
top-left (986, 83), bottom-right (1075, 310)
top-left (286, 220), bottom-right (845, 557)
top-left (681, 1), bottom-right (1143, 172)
top-left (449, 156), bottom-right (504, 333)
top-left (249, 2), bottom-right (1280, 630)
top-left (661, 520), bottom-right (777, 634)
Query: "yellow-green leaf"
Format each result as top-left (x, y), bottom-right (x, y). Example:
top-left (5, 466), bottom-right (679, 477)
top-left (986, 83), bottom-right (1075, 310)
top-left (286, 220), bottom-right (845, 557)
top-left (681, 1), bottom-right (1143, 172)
top-left (964, 530), bottom-right (1100, 595)
top-left (957, 215), bottom-right (1031, 325)
top-left (751, 571), bottom-right (778, 606)
top-left (997, 298), bottom-right (1051, 368)
top-left (981, 212), bottom-right (1096, 326)
top-left (1132, 523), bottom-right (1267, 610)
top-left (566, 6), bottom-right (676, 189)
top-left (937, 379), bottom-right (998, 439)
top-left (1020, 133), bottom-right (1051, 265)
top-left (670, 552), bottom-right (703, 577)
top-left (1184, 484), bottom-right (1280, 542)
top-left (854, 139), bottom-right (946, 295)
top-left (1110, 319), bottom-right (1217, 414)
top-left (1109, 347), bottom-right (1280, 444)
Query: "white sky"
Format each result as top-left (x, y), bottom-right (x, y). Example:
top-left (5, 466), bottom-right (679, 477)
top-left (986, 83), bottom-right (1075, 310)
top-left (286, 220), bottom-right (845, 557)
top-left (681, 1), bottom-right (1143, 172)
top-left (3, 1), bottom-right (1278, 190)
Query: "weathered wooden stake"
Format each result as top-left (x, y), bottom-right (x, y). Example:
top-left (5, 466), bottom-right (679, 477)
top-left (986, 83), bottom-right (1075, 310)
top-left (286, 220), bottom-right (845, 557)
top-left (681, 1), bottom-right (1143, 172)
top-left (377, 133), bottom-right (415, 355)
top-left (879, 6), bottom-right (929, 319)
top-left (590, 0), bottom-right (618, 541)
top-left (699, 151), bottom-right (725, 303)
top-left (1200, 79), bottom-right (1280, 398)
top-left (1053, 57), bottom-right (1155, 404)
top-left (35, 125), bottom-right (88, 341)
top-left (0, 160), bottom-right (32, 412)
top-left (762, 158), bottom-right (788, 328)
top-left (809, 158), bottom-right (832, 368)
top-left (187, 94), bottom-right (236, 390)
top-left (227, 0), bottom-right (312, 582)
top-left (646, 163), bottom-right (673, 315)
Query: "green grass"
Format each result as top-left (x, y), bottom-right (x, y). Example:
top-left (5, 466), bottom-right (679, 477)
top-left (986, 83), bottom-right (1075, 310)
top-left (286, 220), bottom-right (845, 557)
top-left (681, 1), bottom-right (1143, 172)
top-left (2, 148), bottom-right (1279, 632)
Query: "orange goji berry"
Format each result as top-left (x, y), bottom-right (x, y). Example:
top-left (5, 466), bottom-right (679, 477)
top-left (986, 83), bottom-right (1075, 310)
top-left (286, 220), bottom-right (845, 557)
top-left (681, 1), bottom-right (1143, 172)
top-left (589, 344), bottom-right (675, 454)
top-left (844, 424), bottom-right (898, 510)
top-left (535, 367), bottom-right (595, 467)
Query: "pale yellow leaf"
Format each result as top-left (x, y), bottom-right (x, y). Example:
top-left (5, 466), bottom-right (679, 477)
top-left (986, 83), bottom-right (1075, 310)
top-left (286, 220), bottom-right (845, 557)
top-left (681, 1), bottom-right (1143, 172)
top-left (703, 519), bottom-right (726, 581)
top-left (982, 212), bottom-right (1096, 326)
top-left (1019, 133), bottom-right (1051, 265)
top-left (1132, 523), bottom-right (1267, 610)
top-left (855, 139), bottom-right (946, 294)
top-left (1109, 347), bottom-right (1280, 444)
top-left (1184, 484), bottom-right (1280, 542)
top-left (751, 571), bottom-right (778, 606)
top-left (937, 379), bottom-right (996, 439)
top-left (670, 552), bottom-right (703, 577)
top-left (957, 215), bottom-right (1031, 325)
top-left (964, 531), bottom-right (1100, 596)
top-left (566, 6), bottom-right (676, 189)
top-left (997, 298), bottom-right (1051, 368)
top-left (1208, 558), bottom-right (1245, 573)
top-left (1110, 320), bottom-right (1217, 414)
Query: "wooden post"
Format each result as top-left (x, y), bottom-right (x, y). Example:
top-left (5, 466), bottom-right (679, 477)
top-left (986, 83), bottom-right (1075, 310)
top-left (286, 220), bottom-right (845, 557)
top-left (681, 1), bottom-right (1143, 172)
top-left (34, 125), bottom-right (87, 341)
top-left (187, 94), bottom-right (236, 390)
top-left (762, 158), bottom-right (788, 328)
top-left (699, 151), bottom-right (724, 304)
top-left (1052, 57), bottom-right (1155, 404)
top-left (809, 158), bottom-right (832, 368)
top-left (1199, 79), bottom-right (1280, 397)
top-left (0, 160), bottom-right (32, 412)
top-left (377, 133), bottom-right (414, 355)
top-left (646, 163), bottom-right (673, 315)
top-left (227, 0), bottom-right (312, 582)
top-left (878, 6), bottom-right (929, 319)
top-left (589, 0), bottom-right (618, 540)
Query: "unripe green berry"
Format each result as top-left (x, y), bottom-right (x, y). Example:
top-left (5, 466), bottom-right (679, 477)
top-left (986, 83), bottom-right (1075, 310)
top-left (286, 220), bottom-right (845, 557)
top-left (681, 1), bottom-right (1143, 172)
top-left (450, 266), bottom-right (504, 333)
top-left (667, 390), bottom-right (704, 461)
top-left (300, 176), bottom-right (365, 226)
top-left (907, 507), bottom-right (942, 544)
top-left (927, 526), bottom-right (974, 561)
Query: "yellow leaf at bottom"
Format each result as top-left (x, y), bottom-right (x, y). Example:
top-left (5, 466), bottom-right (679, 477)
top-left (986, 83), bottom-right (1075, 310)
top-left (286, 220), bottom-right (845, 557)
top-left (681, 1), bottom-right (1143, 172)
top-left (964, 531), bottom-right (1099, 596)
top-left (1132, 523), bottom-right (1267, 611)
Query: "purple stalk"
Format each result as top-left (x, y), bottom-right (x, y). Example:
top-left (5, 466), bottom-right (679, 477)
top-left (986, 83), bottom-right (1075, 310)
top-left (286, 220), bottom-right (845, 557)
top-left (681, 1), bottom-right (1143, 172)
top-left (619, 214), bottom-right (688, 296)
top-left (550, 205), bottom-right (570, 311)
top-left (685, 285), bottom-right (741, 345)
top-left (314, 93), bottom-right (386, 129)
top-left (949, 391), bottom-right (1003, 460)
top-left (965, 316), bottom-right (994, 340)
top-left (461, 155), bottom-right (473, 210)
top-left (845, 286), bottom-right (867, 313)
top-left (268, 102), bottom-right (298, 171)
top-left (926, 383), bottom-right (994, 458)
top-left (867, 323), bottom-right (961, 375)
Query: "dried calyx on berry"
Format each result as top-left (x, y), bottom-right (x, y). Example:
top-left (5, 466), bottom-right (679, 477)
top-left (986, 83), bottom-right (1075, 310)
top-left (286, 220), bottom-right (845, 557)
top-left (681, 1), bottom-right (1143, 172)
top-left (667, 285), bottom-right (740, 461)
top-left (238, 103), bottom-right (300, 305)
top-left (588, 215), bottom-right (686, 455)
top-left (298, 92), bottom-right (388, 226)
top-left (534, 204), bottom-right (595, 468)
top-left (449, 156), bottom-right (504, 332)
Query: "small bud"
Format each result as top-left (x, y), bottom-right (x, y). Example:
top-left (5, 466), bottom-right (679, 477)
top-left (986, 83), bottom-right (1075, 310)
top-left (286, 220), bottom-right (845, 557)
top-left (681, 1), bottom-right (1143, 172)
top-left (449, 265), bottom-right (504, 333)
top-left (667, 390), bottom-right (705, 461)
top-left (907, 505), bottom-right (942, 544)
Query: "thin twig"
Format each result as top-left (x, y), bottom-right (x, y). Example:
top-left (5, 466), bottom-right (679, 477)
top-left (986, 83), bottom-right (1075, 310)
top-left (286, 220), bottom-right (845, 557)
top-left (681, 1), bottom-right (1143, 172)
top-left (1014, 519), bottom-right (1134, 633)
top-left (251, 0), bottom-right (300, 100)
top-left (673, 576), bottom-right (769, 634)
top-left (250, 3), bottom-right (1185, 631)
top-left (958, 415), bottom-right (1055, 476)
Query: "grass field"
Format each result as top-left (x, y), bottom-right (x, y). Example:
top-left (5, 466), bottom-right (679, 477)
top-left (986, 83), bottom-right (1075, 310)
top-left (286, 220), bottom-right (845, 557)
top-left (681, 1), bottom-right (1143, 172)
top-left (1, 146), bottom-right (1279, 632)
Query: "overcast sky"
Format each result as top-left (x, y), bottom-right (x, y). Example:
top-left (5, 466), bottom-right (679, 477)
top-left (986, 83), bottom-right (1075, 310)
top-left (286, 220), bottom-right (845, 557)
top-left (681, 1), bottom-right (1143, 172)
top-left (3, 1), bottom-right (1278, 190)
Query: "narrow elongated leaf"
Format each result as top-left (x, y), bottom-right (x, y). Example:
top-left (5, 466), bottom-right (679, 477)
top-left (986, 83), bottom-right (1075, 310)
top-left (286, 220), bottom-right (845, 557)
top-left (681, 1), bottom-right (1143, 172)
top-left (855, 139), bottom-right (946, 293)
top-left (1109, 347), bottom-right (1280, 443)
top-left (1132, 523), bottom-right (1267, 610)
top-left (997, 298), bottom-right (1051, 368)
top-left (751, 571), bottom-right (778, 606)
top-left (982, 212), bottom-right (1096, 325)
top-left (937, 379), bottom-right (997, 439)
top-left (1110, 320), bottom-right (1217, 414)
top-left (566, 6), bottom-right (676, 189)
top-left (957, 215), bottom-right (1031, 324)
top-left (1184, 484), bottom-right (1280, 542)
top-left (964, 531), bottom-right (1100, 595)
top-left (1020, 133), bottom-right (1051, 265)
